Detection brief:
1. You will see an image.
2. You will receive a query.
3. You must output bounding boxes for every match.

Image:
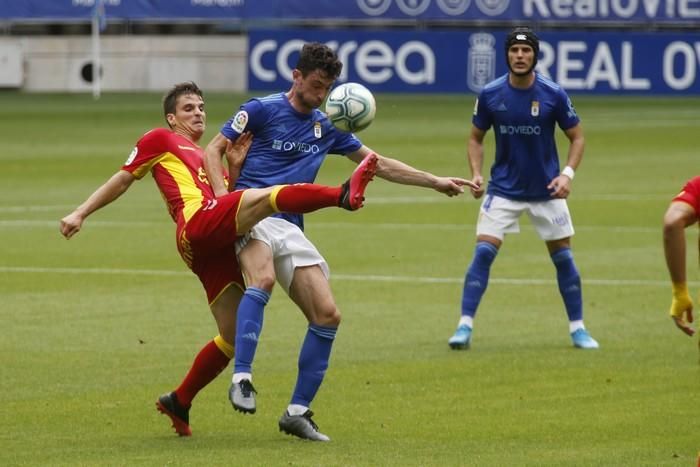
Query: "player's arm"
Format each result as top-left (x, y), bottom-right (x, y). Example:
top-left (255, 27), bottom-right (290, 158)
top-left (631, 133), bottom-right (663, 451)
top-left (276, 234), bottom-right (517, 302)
top-left (663, 201), bottom-right (697, 336)
top-left (60, 170), bottom-right (135, 239)
top-left (347, 146), bottom-right (474, 197)
top-left (548, 123), bottom-right (585, 199)
top-left (204, 132), bottom-right (253, 194)
top-left (204, 133), bottom-right (232, 197)
top-left (224, 132), bottom-right (253, 187)
top-left (467, 125), bottom-right (487, 199)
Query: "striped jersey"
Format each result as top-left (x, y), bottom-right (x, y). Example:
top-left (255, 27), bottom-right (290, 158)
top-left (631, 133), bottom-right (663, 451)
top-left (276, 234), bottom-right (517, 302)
top-left (473, 73), bottom-right (580, 201)
top-left (121, 128), bottom-right (224, 230)
top-left (220, 92), bottom-right (362, 229)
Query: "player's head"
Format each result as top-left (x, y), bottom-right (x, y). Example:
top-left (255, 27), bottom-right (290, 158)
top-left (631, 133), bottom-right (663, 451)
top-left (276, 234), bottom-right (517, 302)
top-left (163, 81), bottom-right (206, 140)
top-left (291, 42), bottom-right (343, 112)
top-left (296, 42), bottom-right (343, 81)
top-left (505, 26), bottom-right (539, 76)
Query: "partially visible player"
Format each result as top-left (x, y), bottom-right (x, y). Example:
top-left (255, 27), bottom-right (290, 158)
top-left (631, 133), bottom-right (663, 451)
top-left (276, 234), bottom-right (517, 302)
top-left (447, 26), bottom-right (599, 350)
top-left (204, 42), bottom-right (474, 441)
top-left (59, 81), bottom-right (377, 437)
top-left (662, 176), bottom-right (700, 336)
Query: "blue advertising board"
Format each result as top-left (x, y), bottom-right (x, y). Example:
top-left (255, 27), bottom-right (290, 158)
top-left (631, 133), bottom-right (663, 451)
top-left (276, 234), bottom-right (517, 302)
top-left (286, 0), bottom-right (700, 23)
top-left (248, 29), bottom-right (700, 94)
top-left (1, 0), bottom-right (699, 23)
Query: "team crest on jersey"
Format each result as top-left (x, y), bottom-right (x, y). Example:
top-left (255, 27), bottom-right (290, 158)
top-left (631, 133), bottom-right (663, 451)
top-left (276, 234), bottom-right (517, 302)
top-left (314, 121), bottom-right (322, 138)
top-left (531, 101), bottom-right (540, 117)
top-left (231, 110), bottom-right (248, 133)
top-left (125, 147), bottom-right (138, 165)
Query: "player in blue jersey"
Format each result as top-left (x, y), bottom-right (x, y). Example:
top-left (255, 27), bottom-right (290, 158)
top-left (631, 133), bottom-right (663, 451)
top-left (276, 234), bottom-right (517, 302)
top-left (447, 26), bottom-right (599, 351)
top-left (204, 42), bottom-right (473, 441)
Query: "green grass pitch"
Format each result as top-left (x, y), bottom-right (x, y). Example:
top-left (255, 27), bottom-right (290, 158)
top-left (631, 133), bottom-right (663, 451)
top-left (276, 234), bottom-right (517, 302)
top-left (1, 90), bottom-right (699, 465)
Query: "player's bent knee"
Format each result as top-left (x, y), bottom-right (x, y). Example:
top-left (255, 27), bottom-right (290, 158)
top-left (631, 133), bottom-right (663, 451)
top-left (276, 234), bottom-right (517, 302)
top-left (248, 273), bottom-right (275, 292)
top-left (314, 306), bottom-right (341, 327)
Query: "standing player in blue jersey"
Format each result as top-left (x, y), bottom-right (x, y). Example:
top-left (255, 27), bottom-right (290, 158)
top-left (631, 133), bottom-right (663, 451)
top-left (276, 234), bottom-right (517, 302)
top-left (447, 26), bottom-right (599, 351)
top-left (204, 42), bottom-right (472, 441)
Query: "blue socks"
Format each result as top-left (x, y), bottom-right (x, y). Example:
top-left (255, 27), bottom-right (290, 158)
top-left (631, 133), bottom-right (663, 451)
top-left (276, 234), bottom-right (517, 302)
top-left (233, 287), bottom-right (270, 374)
top-left (459, 243), bottom-right (582, 324)
top-left (550, 247), bottom-right (583, 322)
top-left (233, 288), bottom-right (337, 409)
top-left (460, 241), bottom-right (499, 318)
top-left (290, 324), bottom-right (337, 407)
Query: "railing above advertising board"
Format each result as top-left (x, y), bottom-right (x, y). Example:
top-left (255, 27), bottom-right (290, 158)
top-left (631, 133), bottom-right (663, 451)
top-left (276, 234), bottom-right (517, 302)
top-left (1, 0), bottom-right (699, 24)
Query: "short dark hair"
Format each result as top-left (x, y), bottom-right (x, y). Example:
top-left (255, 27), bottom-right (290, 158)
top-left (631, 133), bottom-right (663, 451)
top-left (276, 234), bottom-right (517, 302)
top-left (295, 42), bottom-right (342, 80)
top-left (163, 81), bottom-right (203, 125)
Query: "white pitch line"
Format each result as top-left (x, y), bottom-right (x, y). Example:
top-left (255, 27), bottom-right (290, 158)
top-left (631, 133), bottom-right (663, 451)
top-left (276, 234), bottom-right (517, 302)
top-left (0, 266), bottom-right (687, 287)
top-left (0, 266), bottom-right (189, 276)
top-left (584, 120), bottom-right (700, 130)
top-left (0, 192), bottom-right (670, 213)
top-left (333, 274), bottom-right (680, 287)
top-left (0, 220), bottom-right (163, 228)
top-left (0, 205), bottom-right (75, 213)
top-left (363, 194), bottom-right (669, 203)
top-left (308, 222), bottom-right (658, 233)
top-left (0, 219), bottom-right (659, 233)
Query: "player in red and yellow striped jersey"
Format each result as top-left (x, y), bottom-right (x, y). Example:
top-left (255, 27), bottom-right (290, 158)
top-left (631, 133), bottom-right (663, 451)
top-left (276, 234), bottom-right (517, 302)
top-left (663, 176), bottom-right (700, 337)
top-left (59, 82), bottom-right (377, 436)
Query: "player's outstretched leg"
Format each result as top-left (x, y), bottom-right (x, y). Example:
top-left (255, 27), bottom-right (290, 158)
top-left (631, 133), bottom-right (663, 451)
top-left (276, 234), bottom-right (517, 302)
top-left (339, 152), bottom-right (378, 211)
top-left (261, 153), bottom-right (377, 217)
top-left (278, 409), bottom-right (330, 442)
top-left (237, 153), bottom-right (378, 231)
top-left (156, 392), bottom-right (192, 437)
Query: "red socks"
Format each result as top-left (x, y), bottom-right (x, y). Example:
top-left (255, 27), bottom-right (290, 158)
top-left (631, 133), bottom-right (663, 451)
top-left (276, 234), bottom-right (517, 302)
top-left (272, 184), bottom-right (341, 213)
top-left (174, 340), bottom-right (231, 407)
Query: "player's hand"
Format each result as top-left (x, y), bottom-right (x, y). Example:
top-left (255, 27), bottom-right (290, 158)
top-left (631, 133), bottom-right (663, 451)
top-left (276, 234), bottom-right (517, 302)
top-left (470, 175), bottom-right (485, 199)
top-left (225, 131), bottom-right (253, 170)
top-left (59, 212), bottom-right (83, 239)
top-left (669, 291), bottom-right (695, 336)
top-left (435, 177), bottom-right (471, 197)
top-left (547, 174), bottom-right (572, 198)
top-left (454, 178), bottom-right (480, 191)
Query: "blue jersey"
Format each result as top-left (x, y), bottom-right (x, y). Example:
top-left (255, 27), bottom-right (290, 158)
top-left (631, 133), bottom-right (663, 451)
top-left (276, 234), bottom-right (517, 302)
top-left (473, 73), bottom-right (580, 201)
top-left (220, 92), bottom-right (362, 229)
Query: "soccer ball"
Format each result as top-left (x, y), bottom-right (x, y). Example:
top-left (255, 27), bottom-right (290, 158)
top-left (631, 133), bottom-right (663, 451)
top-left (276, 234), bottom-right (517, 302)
top-left (325, 82), bottom-right (376, 133)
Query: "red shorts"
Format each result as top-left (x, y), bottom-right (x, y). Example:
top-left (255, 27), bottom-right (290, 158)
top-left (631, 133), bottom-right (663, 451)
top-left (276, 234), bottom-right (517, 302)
top-left (672, 176), bottom-right (700, 217)
top-left (177, 191), bottom-right (246, 304)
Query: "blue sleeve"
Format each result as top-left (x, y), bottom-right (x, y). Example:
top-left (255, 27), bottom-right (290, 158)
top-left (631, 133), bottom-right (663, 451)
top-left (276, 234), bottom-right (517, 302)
top-left (220, 99), bottom-right (267, 140)
top-left (330, 128), bottom-right (363, 155)
top-left (555, 88), bottom-right (580, 131)
top-left (471, 92), bottom-right (492, 131)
